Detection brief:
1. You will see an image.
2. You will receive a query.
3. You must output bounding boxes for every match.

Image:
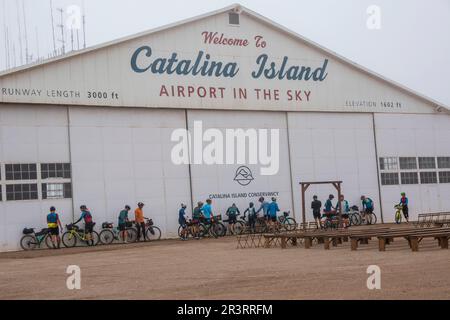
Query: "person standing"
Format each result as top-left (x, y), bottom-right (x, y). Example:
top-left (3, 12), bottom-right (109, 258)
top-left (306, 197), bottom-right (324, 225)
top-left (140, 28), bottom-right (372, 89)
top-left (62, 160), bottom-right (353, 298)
top-left (74, 205), bottom-right (95, 246)
top-left (360, 195), bottom-right (374, 221)
top-left (311, 195), bottom-right (322, 229)
top-left (135, 202), bottom-right (146, 242)
top-left (256, 197), bottom-right (269, 220)
top-left (244, 202), bottom-right (257, 232)
top-left (179, 203), bottom-right (188, 240)
top-left (399, 192), bottom-right (409, 223)
top-left (267, 197), bottom-right (280, 227)
top-left (225, 203), bottom-right (240, 234)
top-left (192, 201), bottom-right (203, 239)
top-left (201, 199), bottom-right (214, 224)
top-left (336, 195), bottom-right (350, 228)
top-left (47, 206), bottom-right (63, 249)
top-left (118, 205), bottom-right (130, 243)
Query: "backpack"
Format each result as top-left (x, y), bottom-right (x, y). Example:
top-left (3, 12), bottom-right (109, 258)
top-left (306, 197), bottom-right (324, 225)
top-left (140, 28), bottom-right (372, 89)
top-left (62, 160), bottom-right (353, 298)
top-left (83, 211), bottom-right (93, 223)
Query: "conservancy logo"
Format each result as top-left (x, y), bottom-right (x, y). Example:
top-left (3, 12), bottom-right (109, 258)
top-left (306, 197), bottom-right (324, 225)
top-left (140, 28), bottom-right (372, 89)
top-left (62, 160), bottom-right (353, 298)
top-left (233, 166), bottom-right (254, 186)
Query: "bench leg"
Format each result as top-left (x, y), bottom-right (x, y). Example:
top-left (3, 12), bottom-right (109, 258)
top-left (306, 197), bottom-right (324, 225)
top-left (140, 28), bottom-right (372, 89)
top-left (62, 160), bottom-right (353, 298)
top-left (264, 237), bottom-right (270, 248)
top-left (292, 237), bottom-right (298, 246)
top-left (324, 237), bottom-right (330, 250)
top-left (410, 237), bottom-right (419, 252)
top-left (440, 237), bottom-right (448, 249)
top-left (378, 238), bottom-right (386, 251)
top-left (304, 237), bottom-right (311, 249)
top-left (318, 238), bottom-right (324, 244)
top-left (343, 236), bottom-right (348, 242)
top-left (281, 237), bottom-right (287, 249)
top-left (351, 238), bottom-right (358, 251)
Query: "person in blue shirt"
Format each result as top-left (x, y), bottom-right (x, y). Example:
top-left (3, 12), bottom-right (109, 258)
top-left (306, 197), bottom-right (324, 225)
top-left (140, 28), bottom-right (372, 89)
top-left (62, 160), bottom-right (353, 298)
top-left (323, 194), bottom-right (335, 213)
top-left (47, 206), bottom-right (63, 249)
top-left (267, 197), bottom-right (280, 226)
top-left (201, 199), bottom-right (214, 224)
top-left (256, 197), bottom-right (270, 221)
top-left (118, 205), bottom-right (130, 243)
top-left (74, 205), bottom-right (95, 246)
top-left (399, 192), bottom-right (409, 223)
top-left (360, 195), bottom-right (374, 221)
top-left (178, 203), bottom-right (188, 240)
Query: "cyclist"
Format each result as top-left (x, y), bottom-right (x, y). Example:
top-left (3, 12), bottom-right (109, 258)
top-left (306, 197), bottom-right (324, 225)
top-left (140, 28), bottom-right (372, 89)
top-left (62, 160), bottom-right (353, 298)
top-left (311, 195), bottom-right (322, 229)
top-left (226, 203), bottom-right (240, 234)
top-left (118, 205), bottom-right (130, 243)
top-left (256, 197), bottom-right (269, 221)
top-left (335, 195), bottom-right (350, 228)
top-left (47, 206), bottom-right (63, 249)
top-left (134, 202), bottom-right (146, 242)
top-left (244, 202), bottom-right (257, 232)
top-left (74, 205), bottom-right (95, 246)
top-left (201, 199), bottom-right (214, 224)
top-left (191, 201), bottom-right (203, 239)
top-left (267, 197), bottom-right (280, 227)
top-left (360, 195), bottom-right (374, 221)
top-left (322, 194), bottom-right (336, 226)
top-left (399, 192), bottom-right (409, 223)
top-left (179, 203), bottom-right (188, 240)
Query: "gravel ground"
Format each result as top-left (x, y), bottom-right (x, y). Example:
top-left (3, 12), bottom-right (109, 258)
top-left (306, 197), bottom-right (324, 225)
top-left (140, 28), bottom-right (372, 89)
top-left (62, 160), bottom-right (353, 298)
top-left (0, 230), bottom-right (449, 300)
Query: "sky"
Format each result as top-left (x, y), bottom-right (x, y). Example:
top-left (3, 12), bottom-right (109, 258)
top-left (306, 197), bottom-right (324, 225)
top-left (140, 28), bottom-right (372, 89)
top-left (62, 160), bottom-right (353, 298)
top-left (0, 0), bottom-right (449, 106)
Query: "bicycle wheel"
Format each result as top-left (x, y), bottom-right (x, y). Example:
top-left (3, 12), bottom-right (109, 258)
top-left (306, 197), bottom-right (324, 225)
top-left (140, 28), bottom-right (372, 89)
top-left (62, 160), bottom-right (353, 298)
top-left (282, 217), bottom-right (296, 231)
top-left (233, 221), bottom-right (245, 235)
top-left (146, 226), bottom-right (161, 240)
top-left (125, 228), bottom-right (137, 242)
top-left (198, 224), bottom-right (206, 238)
top-left (369, 213), bottom-right (377, 225)
top-left (213, 222), bottom-right (226, 237)
top-left (395, 211), bottom-right (402, 224)
top-left (91, 231), bottom-right (100, 246)
top-left (44, 234), bottom-right (55, 248)
top-left (99, 229), bottom-right (115, 245)
top-left (62, 232), bottom-right (77, 247)
top-left (351, 213), bottom-right (362, 226)
top-left (20, 235), bottom-right (37, 250)
top-left (208, 225), bottom-right (219, 238)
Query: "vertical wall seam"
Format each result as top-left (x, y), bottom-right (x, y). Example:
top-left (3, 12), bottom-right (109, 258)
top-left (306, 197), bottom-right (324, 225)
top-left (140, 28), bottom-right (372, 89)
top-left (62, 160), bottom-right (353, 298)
top-left (66, 106), bottom-right (75, 221)
top-left (285, 112), bottom-right (296, 220)
top-left (185, 109), bottom-right (194, 212)
top-left (372, 113), bottom-right (384, 223)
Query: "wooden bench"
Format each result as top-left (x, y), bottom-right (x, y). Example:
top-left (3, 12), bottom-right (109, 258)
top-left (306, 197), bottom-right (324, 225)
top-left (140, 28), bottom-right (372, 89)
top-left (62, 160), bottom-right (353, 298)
top-left (414, 212), bottom-right (450, 228)
top-left (377, 227), bottom-right (450, 252)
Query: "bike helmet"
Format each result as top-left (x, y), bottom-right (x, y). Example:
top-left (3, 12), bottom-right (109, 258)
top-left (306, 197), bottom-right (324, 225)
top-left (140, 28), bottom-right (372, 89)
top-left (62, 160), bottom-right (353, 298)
top-left (50, 206), bottom-right (56, 211)
top-left (80, 205), bottom-right (87, 210)
top-left (138, 202), bottom-right (144, 207)
top-left (400, 192), bottom-right (406, 196)
top-left (181, 203), bottom-right (187, 208)
top-left (271, 197), bottom-right (276, 201)
top-left (360, 195), bottom-right (365, 200)
top-left (329, 194), bottom-right (334, 199)
top-left (249, 202), bottom-right (254, 207)
top-left (313, 195), bottom-right (318, 199)
top-left (197, 201), bottom-right (203, 206)
top-left (125, 205), bottom-right (131, 210)
top-left (259, 197), bottom-right (264, 202)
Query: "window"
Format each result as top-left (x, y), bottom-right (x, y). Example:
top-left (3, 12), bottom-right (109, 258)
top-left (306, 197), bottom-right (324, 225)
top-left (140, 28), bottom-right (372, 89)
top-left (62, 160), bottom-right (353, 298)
top-left (6, 184), bottom-right (38, 201)
top-left (381, 172), bottom-right (399, 185)
top-left (5, 164), bottom-right (37, 180)
top-left (42, 183), bottom-right (72, 199)
top-left (400, 172), bottom-right (419, 184)
top-left (41, 163), bottom-right (71, 179)
top-left (420, 172), bottom-right (437, 184)
top-left (399, 157), bottom-right (417, 170)
top-left (418, 157), bottom-right (436, 169)
top-left (229, 12), bottom-right (240, 25)
top-left (379, 157), bottom-right (398, 170)
top-left (437, 157), bottom-right (450, 169)
top-left (439, 171), bottom-right (450, 183)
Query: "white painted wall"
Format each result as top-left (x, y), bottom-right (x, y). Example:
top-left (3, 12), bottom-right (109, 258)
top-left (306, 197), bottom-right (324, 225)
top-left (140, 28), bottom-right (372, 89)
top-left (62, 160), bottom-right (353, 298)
top-left (187, 110), bottom-right (293, 219)
top-left (288, 112), bottom-right (381, 222)
top-left (375, 113), bottom-right (450, 221)
top-left (0, 104), bottom-right (72, 251)
top-left (68, 107), bottom-right (191, 238)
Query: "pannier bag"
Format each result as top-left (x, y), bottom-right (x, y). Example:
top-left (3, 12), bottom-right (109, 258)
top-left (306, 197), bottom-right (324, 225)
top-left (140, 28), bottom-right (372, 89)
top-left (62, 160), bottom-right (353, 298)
top-left (35, 228), bottom-right (49, 237)
top-left (22, 228), bottom-right (34, 235)
top-left (125, 221), bottom-right (133, 228)
top-left (102, 222), bottom-right (113, 229)
top-left (147, 219), bottom-right (154, 226)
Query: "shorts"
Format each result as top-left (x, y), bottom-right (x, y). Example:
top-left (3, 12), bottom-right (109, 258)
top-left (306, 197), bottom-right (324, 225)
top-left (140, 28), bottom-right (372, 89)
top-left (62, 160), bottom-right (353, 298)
top-left (85, 222), bottom-right (94, 233)
top-left (178, 218), bottom-right (186, 228)
top-left (228, 215), bottom-right (237, 224)
top-left (342, 214), bottom-right (349, 219)
top-left (203, 218), bottom-right (211, 224)
top-left (313, 210), bottom-right (321, 219)
top-left (192, 218), bottom-right (200, 224)
top-left (402, 205), bottom-right (409, 218)
top-left (364, 207), bottom-right (374, 214)
top-left (118, 223), bottom-right (126, 231)
top-left (49, 227), bottom-right (59, 236)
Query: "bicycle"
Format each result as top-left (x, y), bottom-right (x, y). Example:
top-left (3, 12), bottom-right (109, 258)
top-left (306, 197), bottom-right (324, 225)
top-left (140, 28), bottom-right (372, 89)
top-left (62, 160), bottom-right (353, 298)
top-left (223, 214), bottom-right (245, 235)
top-left (321, 211), bottom-right (339, 230)
top-left (144, 218), bottom-right (162, 240)
top-left (278, 211), bottom-right (296, 231)
top-left (198, 216), bottom-right (225, 238)
top-left (62, 223), bottom-right (100, 247)
top-left (99, 222), bottom-right (137, 244)
top-left (20, 227), bottom-right (53, 250)
top-left (360, 210), bottom-right (378, 225)
top-left (394, 204), bottom-right (403, 224)
top-left (348, 206), bottom-right (362, 226)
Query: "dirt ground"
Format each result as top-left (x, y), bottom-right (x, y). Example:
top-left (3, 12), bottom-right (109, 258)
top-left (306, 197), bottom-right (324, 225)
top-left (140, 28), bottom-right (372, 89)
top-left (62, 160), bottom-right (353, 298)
top-left (0, 229), bottom-right (449, 300)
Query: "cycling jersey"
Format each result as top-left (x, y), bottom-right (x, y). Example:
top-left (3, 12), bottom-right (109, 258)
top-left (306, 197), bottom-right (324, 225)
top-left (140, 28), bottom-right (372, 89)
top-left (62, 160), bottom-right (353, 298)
top-left (118, 210), bottom-right (128, 225)
top-left (400, 197), bottom-right (408, 206)
top-left (336, 200), bottom-right (349, 213)
top-left (268, 202), bottom-right (280, 217)
top-left (202, 204), bottom-right (212, 219)
top-left (226, 206), bottom-right (240, 217)
top-left (47, 212), bottom-right (59, 228)
top-left (324, 199), bottom-right (334, 212)
top-left (256, 201), bottom-right (269, 216)
top-left (362, 198), bottom-right (374, 210)
top-left (192, 207), bottom-right (202, 220)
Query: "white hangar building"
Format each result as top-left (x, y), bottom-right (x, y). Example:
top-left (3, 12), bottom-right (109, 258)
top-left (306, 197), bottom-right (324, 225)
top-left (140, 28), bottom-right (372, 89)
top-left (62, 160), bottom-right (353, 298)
top-left (0, 4), bottom-right (449, 251)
